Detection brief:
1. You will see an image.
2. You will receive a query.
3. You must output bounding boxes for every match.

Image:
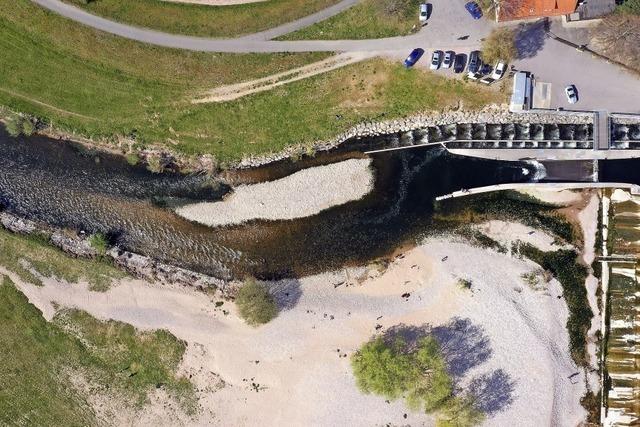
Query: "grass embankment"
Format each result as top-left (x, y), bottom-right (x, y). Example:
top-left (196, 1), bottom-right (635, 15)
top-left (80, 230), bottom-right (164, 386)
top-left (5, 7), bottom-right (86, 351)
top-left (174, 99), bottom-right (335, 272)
top-left (63, 0), bottom-right (341, 37)
top-left (0, 276), bottom-right (194, 426)
top-left (279, 0), bottom-right (421, 40)
top-left (0, 227), bottom-right (126, 291)
top-left (0, 1), bottom-right (505, 162)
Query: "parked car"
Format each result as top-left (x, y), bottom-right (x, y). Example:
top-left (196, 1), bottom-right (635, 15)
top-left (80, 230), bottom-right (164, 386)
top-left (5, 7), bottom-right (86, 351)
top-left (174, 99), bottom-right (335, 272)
top-left (430, 50), bottom-right (442, 70)
top-left (404, 48), bottom-right (425, 68)
top-left (453, 54), bottom-right (466, 73)
top-left (443, 51), bottom-right (454, 68)
top-left (468, 50), bottom-right (482, 73)
top-left (491, 61), bottom-right (507, 79)
top-left (419, 3), bottom-right (430, 22)
top-left (464, 1), bottom-right (482, 19)
top-left (565, 85), bottom-right (578, 104)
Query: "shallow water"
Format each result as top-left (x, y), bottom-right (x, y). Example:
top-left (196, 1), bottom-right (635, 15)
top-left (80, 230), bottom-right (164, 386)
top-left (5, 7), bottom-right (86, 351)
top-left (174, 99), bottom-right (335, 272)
top-left (0, 129), bottom-right (544, 280)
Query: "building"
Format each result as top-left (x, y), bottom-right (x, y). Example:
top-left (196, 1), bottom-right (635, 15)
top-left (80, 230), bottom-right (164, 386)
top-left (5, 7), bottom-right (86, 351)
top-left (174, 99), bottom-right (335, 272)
top-left (497, 0), bottom-right (579, 21)
top-left (509, 71), bottom-right (533, 112)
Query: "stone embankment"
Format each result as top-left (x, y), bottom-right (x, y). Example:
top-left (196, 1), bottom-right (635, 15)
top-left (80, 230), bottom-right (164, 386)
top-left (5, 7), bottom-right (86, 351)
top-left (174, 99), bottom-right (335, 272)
top-left (236, 107), bottom-right (594, 168)
top-left (0, 211), bottom-right (230, 295)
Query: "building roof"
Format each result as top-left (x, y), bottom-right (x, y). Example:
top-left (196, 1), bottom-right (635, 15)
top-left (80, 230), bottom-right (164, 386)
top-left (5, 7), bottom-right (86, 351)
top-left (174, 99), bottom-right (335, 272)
top-left (498, 0), bottom-right (579, 21)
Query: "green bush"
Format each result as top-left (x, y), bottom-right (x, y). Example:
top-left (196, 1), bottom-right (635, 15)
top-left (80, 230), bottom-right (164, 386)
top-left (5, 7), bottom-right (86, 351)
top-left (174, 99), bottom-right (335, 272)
top-left (235, 278), bottom-right (278, 326)
top-left (352, 335), bottom-right (483, 426)
top-left (618, 0), bottom-right (640, 14)
top-left (517, 244), bottom-right (591, 365)
top-left (88, 232), bottom-right (108, 256)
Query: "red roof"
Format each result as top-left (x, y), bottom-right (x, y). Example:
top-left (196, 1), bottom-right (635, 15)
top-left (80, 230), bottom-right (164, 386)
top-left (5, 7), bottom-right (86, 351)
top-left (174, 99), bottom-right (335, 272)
top-left (497, 0), bottom-right (579, 21)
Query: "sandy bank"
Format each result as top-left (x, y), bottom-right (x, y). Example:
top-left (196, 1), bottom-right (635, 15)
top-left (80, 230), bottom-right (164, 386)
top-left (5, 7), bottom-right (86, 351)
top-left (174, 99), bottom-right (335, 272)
top-left (176, 158), bottom-right (373, 227)
top-left (10, 230), bottom-right (587, 426)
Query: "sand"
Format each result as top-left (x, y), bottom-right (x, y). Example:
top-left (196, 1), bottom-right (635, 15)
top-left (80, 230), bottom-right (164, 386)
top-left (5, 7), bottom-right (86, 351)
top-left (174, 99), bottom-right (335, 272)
top-left (9, 230), bottom-right (587, 426)
top-left (176, 158), bottom-right (373, 227)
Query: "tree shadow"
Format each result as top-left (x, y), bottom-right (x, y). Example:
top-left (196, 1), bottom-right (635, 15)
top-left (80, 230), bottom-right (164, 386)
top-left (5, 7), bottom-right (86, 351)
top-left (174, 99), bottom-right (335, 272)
top-left (383, 317), bottom-right (492, 379)
top-left (515, 20), bottom-right (548, 60)
top-left (468, 369), bottom-right (516, 416)
top-left (381, 318), bottom-right (516, 417)
top-left (431, 317), bottom-right (493, 379)
top-left (267, 278), bottom-right (302, 311)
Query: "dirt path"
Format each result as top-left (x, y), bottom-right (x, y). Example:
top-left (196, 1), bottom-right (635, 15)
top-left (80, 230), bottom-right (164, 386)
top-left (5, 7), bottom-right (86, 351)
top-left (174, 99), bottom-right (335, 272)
top-left (192, 51), bottom-right (374, 103)
top-left (0, 87), bottom-right (96, 120)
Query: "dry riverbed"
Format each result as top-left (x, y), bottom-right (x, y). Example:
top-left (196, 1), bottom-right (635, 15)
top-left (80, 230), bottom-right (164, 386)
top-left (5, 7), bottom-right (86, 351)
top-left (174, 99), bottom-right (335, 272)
top-left (8, 189), bottom-right (601, 426)
top-left (176, 158), bottom-right (374, 227)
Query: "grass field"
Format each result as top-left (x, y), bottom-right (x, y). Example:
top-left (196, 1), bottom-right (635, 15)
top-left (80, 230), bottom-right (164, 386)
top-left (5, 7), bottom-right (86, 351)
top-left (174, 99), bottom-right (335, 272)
top-left (0, 227), bottom-right (126, 291)
top-left (62, 0), bottom-right (340, 37)
top-left (2, 0), bottom-right (505, 163)
top-left (0, 276), bottom-right (194, 425)
top-left (280, 0), bottom-right (421, 40)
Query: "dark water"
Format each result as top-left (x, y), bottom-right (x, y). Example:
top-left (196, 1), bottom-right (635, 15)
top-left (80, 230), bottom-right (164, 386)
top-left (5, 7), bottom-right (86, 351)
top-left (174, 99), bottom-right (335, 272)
top-left (0, 129), bottom-right (580, 280)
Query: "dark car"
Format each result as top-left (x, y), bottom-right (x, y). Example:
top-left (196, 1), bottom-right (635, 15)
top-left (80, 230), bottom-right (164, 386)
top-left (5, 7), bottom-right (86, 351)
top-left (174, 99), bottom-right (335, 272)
top-left (453, 54), bottom-right (466, 73)
top-left (404, 48), bottom-right (425, 68)
top-left (468, 50), bottom-right (482, 73)
top-left (464, 1), bottom-right (482, 19)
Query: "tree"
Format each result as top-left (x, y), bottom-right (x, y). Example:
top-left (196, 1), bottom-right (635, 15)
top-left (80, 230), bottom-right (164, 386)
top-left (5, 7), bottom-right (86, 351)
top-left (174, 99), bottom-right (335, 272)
top-left (235, 278), bottom-right (278, 326)
top-left (481, 27), bottom-right (517, 65)
top-left (351, 334), bottom-right (484, 426)
top-left (592, 14), bottom-right (640, 72)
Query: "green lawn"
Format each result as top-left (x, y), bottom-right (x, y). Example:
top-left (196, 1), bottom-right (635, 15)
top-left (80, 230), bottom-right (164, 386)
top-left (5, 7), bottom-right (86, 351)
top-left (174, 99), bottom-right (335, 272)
top-left (0, 227), bottom-right (126, 291)
top-left (2, 0), bottom-right (504, 163)
top-left (0, 276), bottom-right (195, 426)
top-left (63, 0), bottom-right (341, 37)
top-left (280, 0), bottom-right (422, 40)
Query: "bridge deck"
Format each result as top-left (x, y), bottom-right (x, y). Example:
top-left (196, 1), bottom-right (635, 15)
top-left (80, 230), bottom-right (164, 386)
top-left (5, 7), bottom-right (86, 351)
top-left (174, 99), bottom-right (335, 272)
top-left (596, 111), bottom-right (610, 150)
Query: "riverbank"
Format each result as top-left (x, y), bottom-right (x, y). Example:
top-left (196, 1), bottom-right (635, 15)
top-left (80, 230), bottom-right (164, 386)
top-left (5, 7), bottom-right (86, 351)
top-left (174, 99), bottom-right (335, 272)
top-left (8, 230), bottom-right (588, 426)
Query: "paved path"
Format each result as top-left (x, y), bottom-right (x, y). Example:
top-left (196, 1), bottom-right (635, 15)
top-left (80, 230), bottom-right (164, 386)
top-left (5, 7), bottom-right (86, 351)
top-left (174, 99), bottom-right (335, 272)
top-left (238, 0), bottom-right (360, 41)
top-left (32, 0), bottom-right (488, 52)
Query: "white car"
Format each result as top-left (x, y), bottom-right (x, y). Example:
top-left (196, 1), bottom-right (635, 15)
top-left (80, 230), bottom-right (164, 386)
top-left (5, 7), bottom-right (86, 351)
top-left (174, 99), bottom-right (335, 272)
top-left (419, 3), bottom-right (429, 22)
top-left (491, 61), bottom-right (507, 79)
top-left (430, 51), bottom-right (442, 70)
top-left (565, 85), bottom-right (578, 104)
top-left (443, 51), bottom-right (454, 68)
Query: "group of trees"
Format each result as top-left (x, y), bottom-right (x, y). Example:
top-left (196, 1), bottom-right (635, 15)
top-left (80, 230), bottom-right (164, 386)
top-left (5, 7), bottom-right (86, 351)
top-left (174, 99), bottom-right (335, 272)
top-left (481, 27), bottom-right (517, 65)
top-left (593, 13), bottom-right (640, 72)
top-left (351, 336), bottom-right (483, 426)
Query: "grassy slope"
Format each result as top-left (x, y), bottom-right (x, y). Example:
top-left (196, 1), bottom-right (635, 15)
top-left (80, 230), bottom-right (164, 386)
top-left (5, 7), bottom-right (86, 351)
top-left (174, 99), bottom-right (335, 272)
top-left (0, 276), bottom-right (194, 426)
top-left (0, 227), bottom-right (126, 291)
top-left (2, 0), bottom-right (504, 161)
top-left (280, 0), bottom-right (421, 40)
top-left (63, 0), bottom-right (340, 37)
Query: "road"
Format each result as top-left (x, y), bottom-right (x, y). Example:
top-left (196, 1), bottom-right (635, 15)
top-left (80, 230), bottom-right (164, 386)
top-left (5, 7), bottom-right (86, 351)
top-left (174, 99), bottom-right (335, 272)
top-left (32, 0), bottom-right (489, 52)
top-left (30, 0), bottom-right (640, 112)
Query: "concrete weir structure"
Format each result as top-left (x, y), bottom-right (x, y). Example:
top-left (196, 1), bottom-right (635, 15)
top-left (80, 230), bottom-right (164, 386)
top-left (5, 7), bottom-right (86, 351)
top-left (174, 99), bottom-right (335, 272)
top-left (362, 111), bottom-right (640, 162)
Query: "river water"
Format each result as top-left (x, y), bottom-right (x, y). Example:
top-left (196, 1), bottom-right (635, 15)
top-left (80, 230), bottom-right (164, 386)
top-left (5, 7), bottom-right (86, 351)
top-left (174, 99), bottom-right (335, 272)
top-left (0, 129), bottom-right (551, 280)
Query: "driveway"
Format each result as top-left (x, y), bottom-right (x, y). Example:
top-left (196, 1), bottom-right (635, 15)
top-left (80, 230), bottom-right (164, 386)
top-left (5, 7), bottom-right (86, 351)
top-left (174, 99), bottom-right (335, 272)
top-left (513, 20), bottom-right (640, 113)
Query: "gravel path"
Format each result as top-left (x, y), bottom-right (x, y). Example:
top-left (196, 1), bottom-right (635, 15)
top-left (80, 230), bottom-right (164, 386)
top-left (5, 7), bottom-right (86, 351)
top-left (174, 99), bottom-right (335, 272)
top-left (176, 158), bottom-right (373, 227)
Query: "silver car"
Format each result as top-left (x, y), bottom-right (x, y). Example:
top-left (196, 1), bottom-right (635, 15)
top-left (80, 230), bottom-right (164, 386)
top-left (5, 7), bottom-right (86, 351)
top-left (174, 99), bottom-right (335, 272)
top-left (419, 3), bottom-right (429, 22)
top-left (565, 85), bottom-right (578, 104)
top-left (430, 51), bottom-right (442, 70)
top-left (443, 51), bottom-right (454, 68)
